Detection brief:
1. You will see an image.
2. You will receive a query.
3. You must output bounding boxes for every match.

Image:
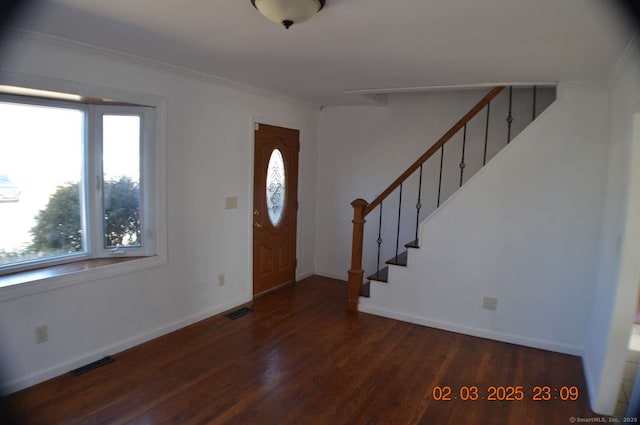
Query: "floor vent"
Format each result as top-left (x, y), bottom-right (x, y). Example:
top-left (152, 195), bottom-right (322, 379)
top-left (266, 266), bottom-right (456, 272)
top-left (225, 307), bottom-right (253, 320)
top-left (69, 356), bottom-right (114, 376)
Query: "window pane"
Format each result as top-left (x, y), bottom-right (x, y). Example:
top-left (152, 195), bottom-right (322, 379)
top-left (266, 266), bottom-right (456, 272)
top-left (266, 148), bottom-right (285, 226)
top-left (102, 115), bottom-right (141, 248)
top-left (0, 102), bottom-right (85, 267)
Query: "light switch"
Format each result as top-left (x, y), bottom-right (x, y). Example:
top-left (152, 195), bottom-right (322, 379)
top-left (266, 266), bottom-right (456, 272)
top-left (225, 197), bottom-right (238, 210)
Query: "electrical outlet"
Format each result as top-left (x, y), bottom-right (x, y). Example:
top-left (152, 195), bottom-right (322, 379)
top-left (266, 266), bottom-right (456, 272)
top-left (218, 274), bottom-right (225, 287)
top-left (482, 297), bottom-right (497, 311)
top-left (36, 325), bottom-right (48, 344)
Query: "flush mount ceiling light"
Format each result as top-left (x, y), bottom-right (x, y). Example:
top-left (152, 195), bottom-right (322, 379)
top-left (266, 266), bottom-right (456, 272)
top-left (251, 0), bottom-right (326, 29)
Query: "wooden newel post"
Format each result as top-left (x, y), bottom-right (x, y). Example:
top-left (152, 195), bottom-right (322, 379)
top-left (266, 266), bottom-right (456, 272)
top-left (348, 198), bottom-right (368, 312)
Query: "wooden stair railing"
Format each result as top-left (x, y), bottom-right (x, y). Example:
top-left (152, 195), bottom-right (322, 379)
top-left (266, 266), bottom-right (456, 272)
top-left (347, 86), bottom-right (506, 312)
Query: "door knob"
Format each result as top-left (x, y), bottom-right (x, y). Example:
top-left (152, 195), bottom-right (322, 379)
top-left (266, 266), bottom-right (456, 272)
top-left (254, 222), bottom-right (262, 228)
top-left (254, 210), bottom-right (259, 215)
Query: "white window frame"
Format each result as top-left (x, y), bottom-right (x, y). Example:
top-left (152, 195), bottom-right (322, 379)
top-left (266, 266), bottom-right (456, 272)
top-left (90, 105), bottom-right (156, 258)
top-left (0, 95), bottom-right (157, 274)
top-left (0, 94), bottom-right (92, 272)
top-left (0, 75), bottom-right (167, 301)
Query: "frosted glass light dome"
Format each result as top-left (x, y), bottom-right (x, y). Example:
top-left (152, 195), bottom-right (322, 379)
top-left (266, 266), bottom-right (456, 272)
top-left (252, 0), bottom-right (325, 29)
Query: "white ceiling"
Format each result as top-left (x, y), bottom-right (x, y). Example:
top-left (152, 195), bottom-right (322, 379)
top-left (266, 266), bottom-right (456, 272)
top-left (10, 0), bottom-right (637, 105)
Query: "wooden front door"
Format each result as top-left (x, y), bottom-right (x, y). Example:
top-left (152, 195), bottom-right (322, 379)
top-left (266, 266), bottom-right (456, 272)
top-left (253, 123), bottom-right (299, 296)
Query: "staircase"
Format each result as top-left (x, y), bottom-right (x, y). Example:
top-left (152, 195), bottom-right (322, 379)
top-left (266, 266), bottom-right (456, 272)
top-left (347, 85), bottom-right (555, 312)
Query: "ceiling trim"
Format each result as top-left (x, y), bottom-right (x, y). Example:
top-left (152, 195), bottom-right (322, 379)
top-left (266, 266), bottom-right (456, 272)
top-left (342, 82), bottom-right (558, 96)
top-left (607, 30), bottom-right (639, 87)
top-left (4, 28), bottom-right (320, 109)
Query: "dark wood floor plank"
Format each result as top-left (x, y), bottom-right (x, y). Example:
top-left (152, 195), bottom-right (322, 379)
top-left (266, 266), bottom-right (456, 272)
top-left (144, 301), bottom-right (355, 425)
top-left (109, 285), bottom-right (344, 425)
top-left (347, 325), bottom-right (456, 425)
top-left (2, 275), bottom-right (603, 424)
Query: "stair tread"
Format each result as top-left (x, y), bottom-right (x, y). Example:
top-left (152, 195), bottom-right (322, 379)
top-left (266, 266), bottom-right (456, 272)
top-left (360, 281), bottom-right (370, 297)
top-left (405, 239), bottom-right (419, 249)
top-left (385, 250), bottom-right (408, 266)
top-left (365, 243), bottom-right (415, 291)
top-left (367, 267), bottom-right (389, 283)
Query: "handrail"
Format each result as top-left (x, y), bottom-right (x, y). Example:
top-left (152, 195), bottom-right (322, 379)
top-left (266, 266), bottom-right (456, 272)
top-left (363, 86), bottom-right (505, 217)
top-left (347, 85), bottom-right (506, 312)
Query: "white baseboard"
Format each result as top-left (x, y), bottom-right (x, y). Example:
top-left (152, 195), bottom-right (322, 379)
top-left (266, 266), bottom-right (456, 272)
top-left (296, 271), bottom-right (315, 281)
top-left (315, 271), bottom-right (347, 282)
top-left (0, 294), bottom-right (252, 395)
top-left (358, 304), bottom-right (583, 356)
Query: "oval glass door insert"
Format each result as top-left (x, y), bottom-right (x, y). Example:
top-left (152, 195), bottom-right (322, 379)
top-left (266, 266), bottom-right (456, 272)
top-left (266, 148), bottom-right (286, 226)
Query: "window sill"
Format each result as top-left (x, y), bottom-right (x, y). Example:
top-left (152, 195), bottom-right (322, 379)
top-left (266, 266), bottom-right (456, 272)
top-left (0, 255), bottom-right (165, 302)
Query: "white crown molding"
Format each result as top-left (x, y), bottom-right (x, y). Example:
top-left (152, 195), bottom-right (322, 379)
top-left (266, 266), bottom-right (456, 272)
top-left (607, 30), bottom-right (639, 87)
top-left (3, 28), bottom-right (319, 110)
top-left (342, 82), bottom-right (557, 96)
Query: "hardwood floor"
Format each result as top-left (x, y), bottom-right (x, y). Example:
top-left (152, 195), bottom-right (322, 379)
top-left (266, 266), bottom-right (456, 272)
top-left (2, 276), bottom-right (602, 424)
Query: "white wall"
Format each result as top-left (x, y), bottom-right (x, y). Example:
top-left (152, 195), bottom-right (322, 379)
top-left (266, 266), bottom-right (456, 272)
top-left (584, 41), bottom-right (640, 415)
top-left (315, 87), bottom-right (554, 280)
top-left (358, 84), bottom-right (611, 355)
top-left (0, 31), bottom-right (318, 393)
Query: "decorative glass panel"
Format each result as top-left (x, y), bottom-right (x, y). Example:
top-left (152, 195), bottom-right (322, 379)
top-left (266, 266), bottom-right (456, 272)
top-left (266, 149), bottom-right (285, 226)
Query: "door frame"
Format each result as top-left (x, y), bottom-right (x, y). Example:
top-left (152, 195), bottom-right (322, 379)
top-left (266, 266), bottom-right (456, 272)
top-left (249, 117), bottom-right (302, 297)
